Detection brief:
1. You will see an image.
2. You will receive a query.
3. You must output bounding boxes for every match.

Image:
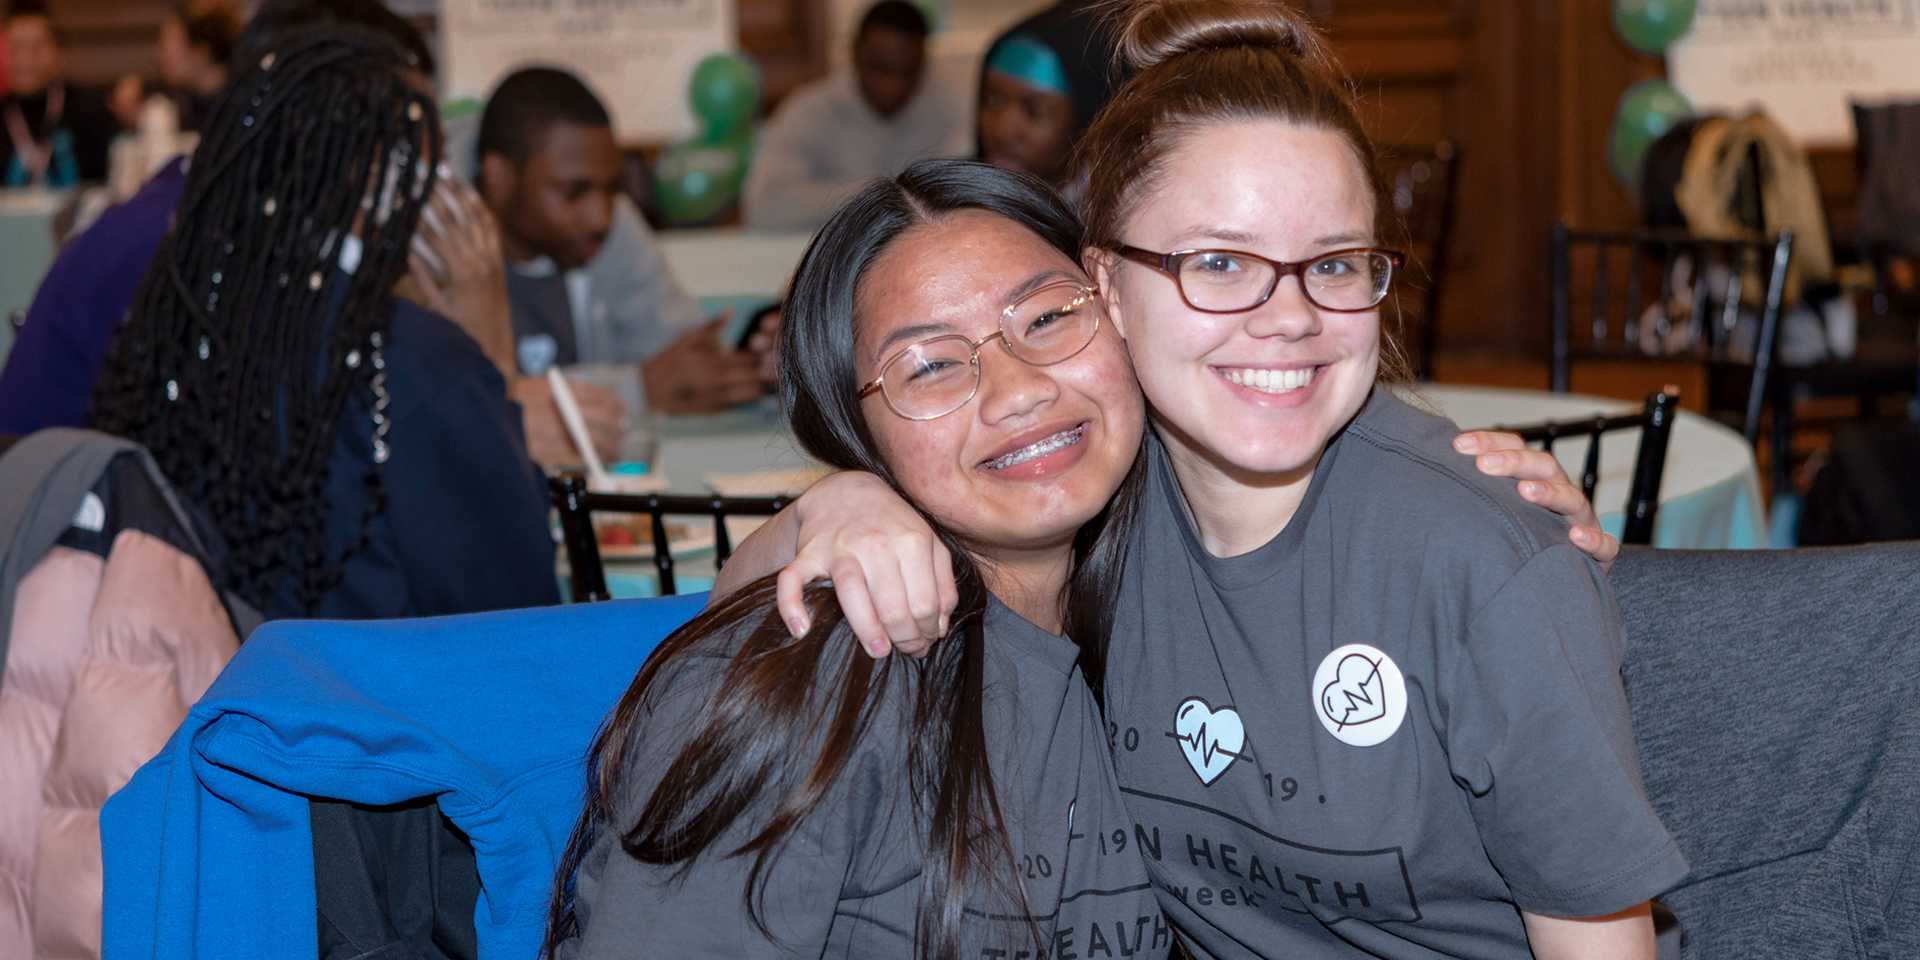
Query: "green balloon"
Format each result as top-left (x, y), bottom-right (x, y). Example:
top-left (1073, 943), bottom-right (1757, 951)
top-left (1608, 79), bottom-right (1692, 186)
top-left (654, 135), bottom-right (752, 226)
top-left (912, 0), bottom-right (946, 30)
top-left (1612, 0), bottom-right (1697, 55)
top-left (689, 53), bottom-right (761, 141)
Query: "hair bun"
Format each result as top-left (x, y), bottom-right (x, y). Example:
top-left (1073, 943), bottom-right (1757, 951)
top-left (1110, 0), bottom-right (1331, 73)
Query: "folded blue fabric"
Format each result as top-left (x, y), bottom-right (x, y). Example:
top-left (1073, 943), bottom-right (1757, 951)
top-left (102, 592), bottom-right (708, 959)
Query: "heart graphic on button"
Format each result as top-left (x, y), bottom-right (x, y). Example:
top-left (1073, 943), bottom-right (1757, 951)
top-left (1311, 644), bottom-right (1409, 747)
top-left (1171, 698), bottom-right (1245, 786)
top-left (1320, 653), bottom-right (1388, 729)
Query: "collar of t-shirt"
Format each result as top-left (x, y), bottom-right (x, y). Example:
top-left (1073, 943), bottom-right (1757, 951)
top-left (1148, 387), bottom-right (1391, 591)
top-left (981, 592), bottom-right (1082, 679)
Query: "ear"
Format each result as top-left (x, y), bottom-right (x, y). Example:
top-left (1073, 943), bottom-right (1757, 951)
top-left (1085, 246), bottom-right (1131, 341)
top-left (477, 152), bottom-right (516, 208)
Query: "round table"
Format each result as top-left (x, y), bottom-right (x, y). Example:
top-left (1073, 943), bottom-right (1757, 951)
top-left (1406, 384), bottom-right (1767, 550)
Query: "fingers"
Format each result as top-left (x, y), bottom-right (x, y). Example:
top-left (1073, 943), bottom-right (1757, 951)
top-left (1452, 430), bottom-right (1527, 455)
top-left (1516, 478), bottom-right (1598, 527)
top-left (827, 558), bottom-right (895, 658)
top-left (775, 566), bottom-right (815, 638)
top-left (418, 178), bottom-right (502, 285)
top-left (406, 255), bottom-right (453, 316)
top-left (1569, 524), bottom-right (1620, 568)
top-left (851, 551), bottom-right (925, 651)
top-left (570, 380), bottom-right (626, 419)
top-left (654, 351), bottom-right (766, 413)
top-left (932, 542), bottom-right (957, 637)
top-left (1495, 447), bottom-right (1579, 484)
top-left (896, 535), bottom-right (948, 642)
top-left (695, 314), bottom-right (731, 342)
top-left (1469, 448), bottom-right (1547, 479)
top-left (567, 380), bottom-right (629, 460)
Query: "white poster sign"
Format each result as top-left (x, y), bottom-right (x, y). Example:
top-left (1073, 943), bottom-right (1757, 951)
top-left (441, 0), bottom-right (736, 143)
top-left (1669, 0), bottom-right (1920, 145)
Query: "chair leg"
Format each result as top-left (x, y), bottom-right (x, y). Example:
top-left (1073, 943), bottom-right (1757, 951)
top-left (1770, 388), bottom-right (1795, 500)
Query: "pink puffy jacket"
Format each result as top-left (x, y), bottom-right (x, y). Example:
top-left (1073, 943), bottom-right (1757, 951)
top-left (0, 530), bottom-right (239, 959)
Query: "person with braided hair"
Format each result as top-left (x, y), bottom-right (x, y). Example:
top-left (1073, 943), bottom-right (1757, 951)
top-left (88, 25), bottom-right (555, 959)
top-left (89, 25), bottom-right (556, 624)
top-left (0, 0), bottom-right (439, 434)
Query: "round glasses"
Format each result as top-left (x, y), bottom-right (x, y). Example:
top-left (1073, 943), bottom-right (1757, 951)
top-left (858, 280), bottom-right (1104, 421)
top-left (1115, 245), bottom-right (1406, 314)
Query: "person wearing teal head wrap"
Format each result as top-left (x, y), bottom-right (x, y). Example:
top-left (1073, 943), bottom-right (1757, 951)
top-left (977, 2), bottom-right (1120, 195)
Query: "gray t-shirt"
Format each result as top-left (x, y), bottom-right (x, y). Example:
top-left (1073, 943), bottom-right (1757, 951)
top-left (1105, 388), bottom-right (1689, 959)
top-left (556, 596), bottom-right (1165, 958)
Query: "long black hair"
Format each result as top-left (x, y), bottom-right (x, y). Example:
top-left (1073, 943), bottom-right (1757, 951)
top-left (544, 159), bottom-right (1146, 959)
top-left (90, 26), bottom-right (441, 614)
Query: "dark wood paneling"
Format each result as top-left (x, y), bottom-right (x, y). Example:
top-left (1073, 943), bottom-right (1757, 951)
top-left (39, 0), bottom-right (166, 85)
top-left (1318, 0), bottom-right (1683, 355)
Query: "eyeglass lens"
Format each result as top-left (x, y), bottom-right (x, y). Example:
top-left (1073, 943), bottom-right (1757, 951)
top-left (881, 285), bottom-right (1100, 419)
top-left (1178, 250), bottom-right (1395, 312)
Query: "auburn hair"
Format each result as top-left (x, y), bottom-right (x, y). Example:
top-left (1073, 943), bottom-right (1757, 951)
top-left (1074, 0), bottom-right (1413, 381)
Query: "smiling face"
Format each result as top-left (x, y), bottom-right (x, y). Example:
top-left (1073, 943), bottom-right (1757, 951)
top-left (1096, 119), bottom-right (1381, 483)
top-left (854, 210), bottom-right (1144, 563)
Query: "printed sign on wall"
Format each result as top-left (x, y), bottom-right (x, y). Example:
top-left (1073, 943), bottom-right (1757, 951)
top-left (441, 0), bottom-right (737, 142)
top-left (1669, 1), bottom-right (1920, 145)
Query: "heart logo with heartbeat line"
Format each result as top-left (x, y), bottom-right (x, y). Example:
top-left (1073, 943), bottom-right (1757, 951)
top-left (1170, 698), bottom-right (1245, 785)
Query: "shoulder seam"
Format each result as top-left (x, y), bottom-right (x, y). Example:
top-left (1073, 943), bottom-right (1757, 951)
top-left (1344, 421), bottom-right (1545, 559)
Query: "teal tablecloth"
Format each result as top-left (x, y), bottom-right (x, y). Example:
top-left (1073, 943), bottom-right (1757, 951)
top-left (1411, 385), bottom-right (1768, 549)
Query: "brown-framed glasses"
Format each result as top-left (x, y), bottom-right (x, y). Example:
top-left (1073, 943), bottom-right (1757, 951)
top-left (1115, 245), bottom-right (1406, 314)
top-left (858, 280), bottom-right (1104, 421)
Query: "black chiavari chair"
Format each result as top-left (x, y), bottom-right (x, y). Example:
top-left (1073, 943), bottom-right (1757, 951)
top-left (550, 472), bottom-right (791, 602)
top-left (1498, 388), bottom-right (1681, 546)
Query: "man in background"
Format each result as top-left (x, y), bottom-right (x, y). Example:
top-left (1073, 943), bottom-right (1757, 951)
top-left (742, 0), bottom-right (965, 229)
top-left (1, 0), bottom-right (118, 186)
top-left (474, 66), bottom-right (769, 439)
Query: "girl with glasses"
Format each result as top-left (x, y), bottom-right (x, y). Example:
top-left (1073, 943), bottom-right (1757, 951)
top-left (544, 160), bottom-right (1164, 958)
top-left (720, 2), bottom-right (1685, 957)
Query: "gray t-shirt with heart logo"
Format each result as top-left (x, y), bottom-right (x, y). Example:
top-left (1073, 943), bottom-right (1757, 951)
top-left (1105, 388), bottom-right (1689, 958)
top-left (555, 596), bottom-right (1167, 958)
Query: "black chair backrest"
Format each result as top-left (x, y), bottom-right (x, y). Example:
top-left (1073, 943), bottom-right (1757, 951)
top-left (550, 473), bottom-right (790, 602)
top-left (1383, 140), bottom-right (1462, 381)
top-left (1549, 226), bottom-right (1793, 445)
top-left (1496, 388), bottom-right (1680, 545)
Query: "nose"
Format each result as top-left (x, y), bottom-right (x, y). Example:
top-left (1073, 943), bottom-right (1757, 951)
top-left (1242, 274), bottom-right (1324, 342)
top-left (580, 192), bottom-right (615, 238)
top-left (973, 339), bottom-right (1059, 425)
